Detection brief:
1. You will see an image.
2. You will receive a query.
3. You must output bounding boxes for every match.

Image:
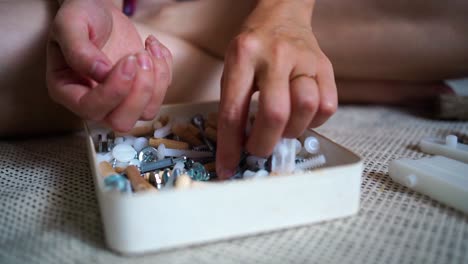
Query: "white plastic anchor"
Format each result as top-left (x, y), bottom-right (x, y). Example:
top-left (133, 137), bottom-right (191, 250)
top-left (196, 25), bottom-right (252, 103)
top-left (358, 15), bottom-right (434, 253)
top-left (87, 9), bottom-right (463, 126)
top-left (304, 136), bottom-right (320, 154)
top-left (112, 143), bottom-right (137, 163)
top-left (133, 137), bottom-right (149, 152)
top-left (246, 156), bottom-right (267, 170)
top-left (271, 138), bottom-right (296, 174)
top-left (154, 118), bottom-right (173, 138)
top-left (243, 169), bottom-right (269, 179)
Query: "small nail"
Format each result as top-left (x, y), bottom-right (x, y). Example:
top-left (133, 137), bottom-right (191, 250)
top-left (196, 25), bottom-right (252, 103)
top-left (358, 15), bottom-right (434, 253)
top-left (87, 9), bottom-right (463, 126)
top-left (121, 55), bottom-right (137, 80)
top-left (137, 52), bottom-right (152, 71)
top-left (91, 60), bottom-right (111, 80)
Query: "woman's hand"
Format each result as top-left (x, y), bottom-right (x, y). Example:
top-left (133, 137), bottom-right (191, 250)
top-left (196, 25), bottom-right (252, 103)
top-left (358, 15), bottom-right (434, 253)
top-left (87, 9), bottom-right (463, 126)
top-left (46, 0), bottom-right (172, 131)
top-left (216, 0), bottom-right (337, 178)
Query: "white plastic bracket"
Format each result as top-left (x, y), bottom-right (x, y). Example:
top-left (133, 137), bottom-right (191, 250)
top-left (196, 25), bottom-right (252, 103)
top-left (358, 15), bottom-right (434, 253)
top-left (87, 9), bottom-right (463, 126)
top-left (419, 135), bottom-right (468, 163)
top-left (389, 156), bottom-right (468, 214)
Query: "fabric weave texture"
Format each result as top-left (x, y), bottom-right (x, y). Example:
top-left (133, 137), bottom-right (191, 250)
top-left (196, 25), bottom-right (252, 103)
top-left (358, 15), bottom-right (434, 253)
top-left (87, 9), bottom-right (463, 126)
top-left (0, 106), bottom-right (467, 264)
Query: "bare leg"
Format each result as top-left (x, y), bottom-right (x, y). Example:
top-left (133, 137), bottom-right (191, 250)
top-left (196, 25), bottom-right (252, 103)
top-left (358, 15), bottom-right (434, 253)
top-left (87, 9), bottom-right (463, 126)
top-left (138, 0), bottom-right (468, 107)
top-left (143, 0), bottom-right (468, 80)
top-left (0, 1), bottom-right (82, 136)
top-left (134, 23), bottom-right (223, 104)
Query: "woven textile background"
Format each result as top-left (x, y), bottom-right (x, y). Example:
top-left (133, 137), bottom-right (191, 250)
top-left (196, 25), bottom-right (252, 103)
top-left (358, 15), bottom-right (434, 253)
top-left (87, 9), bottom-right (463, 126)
top-left (0, 106), bottom-right (467, 264)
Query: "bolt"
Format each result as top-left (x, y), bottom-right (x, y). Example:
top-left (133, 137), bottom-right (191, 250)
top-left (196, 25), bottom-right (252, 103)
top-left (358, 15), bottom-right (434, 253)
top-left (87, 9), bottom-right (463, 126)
top-left (192, 114), bottom-right (215, 154)
top-left (138, 146), bottom-right (159, 163)
top-left (140, 156), bottom-right (187, 173)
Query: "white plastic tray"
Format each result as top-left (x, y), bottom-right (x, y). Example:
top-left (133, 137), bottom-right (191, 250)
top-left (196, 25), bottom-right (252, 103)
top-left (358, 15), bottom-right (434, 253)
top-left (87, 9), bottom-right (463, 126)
top-left (85, 101), bottom-right (363, 255)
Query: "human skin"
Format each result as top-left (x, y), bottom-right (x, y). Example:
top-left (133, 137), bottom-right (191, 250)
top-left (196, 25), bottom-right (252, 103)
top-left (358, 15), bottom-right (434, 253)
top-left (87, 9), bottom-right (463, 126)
top-left (47, 0), bottom-right (174, 132)
top-left (0, 0), bottom-right (467, 175)
top-left (137, 0), bottom-right (468, 177)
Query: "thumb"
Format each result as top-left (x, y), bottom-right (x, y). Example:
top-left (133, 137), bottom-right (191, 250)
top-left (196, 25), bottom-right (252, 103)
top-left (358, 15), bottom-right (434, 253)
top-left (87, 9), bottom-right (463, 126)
top-left (51, 14), bottom-right (112, 82)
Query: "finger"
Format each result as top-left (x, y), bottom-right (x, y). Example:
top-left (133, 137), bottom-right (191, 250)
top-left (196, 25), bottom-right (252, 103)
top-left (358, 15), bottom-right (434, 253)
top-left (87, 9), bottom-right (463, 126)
top-left (78, 54), bottom-right (138, 121)
top-left (246, 68), bottom-right (291, 157)
top-left (309, 58), bottom-right (338, 128)
top-left (140, 36), bottom-right (172, 120)
top-left (147, 35), bottom-right (174, 84)
top-left (105, 51), bottom-right (155, 132)
top-left (46, 40), bottom-right (91, 116)
top-left (216, 49), bottom-right (255, 179)
top-left (282, 75), bottom-right (319, 138)
top-left (51, 12), bottom-right (112, 82)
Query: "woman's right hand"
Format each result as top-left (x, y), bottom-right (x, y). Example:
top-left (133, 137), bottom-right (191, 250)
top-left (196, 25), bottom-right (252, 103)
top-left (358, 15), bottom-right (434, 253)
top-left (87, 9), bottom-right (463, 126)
top-left (46, 0), bottom-right (173, 132)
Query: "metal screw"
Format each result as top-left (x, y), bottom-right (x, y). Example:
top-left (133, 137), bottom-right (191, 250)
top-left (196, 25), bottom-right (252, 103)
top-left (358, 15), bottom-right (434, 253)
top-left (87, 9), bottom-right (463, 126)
top-left (140, 156), bottom-right (188, 173)
top-left (138, 146), bottom-right (159, 163)
top-left (192, 114), bottom-right (215, 154)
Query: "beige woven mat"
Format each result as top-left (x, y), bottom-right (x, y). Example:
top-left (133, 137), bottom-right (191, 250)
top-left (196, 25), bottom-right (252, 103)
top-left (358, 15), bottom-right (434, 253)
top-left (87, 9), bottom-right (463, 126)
top-left (0, 106), bottom-right (467, 264)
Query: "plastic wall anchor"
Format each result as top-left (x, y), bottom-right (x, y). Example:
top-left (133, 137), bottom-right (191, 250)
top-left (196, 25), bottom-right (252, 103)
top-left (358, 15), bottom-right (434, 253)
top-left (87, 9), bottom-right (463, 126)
top-left (114, 137), bottom-right (125, 145)
top-left (133, 137), bottom-right (149, 152)
top-left (295, 155), bottom-right (326, 171)
top-left (112, 144), bottom-right (137, 163)
top-left (173, 161), bottom-right (186, 171)
top-left (96, 152), bottom-right (113, 164)
top-left (304, 136), bottom-right (320, 154)
top-left (389, 155), bottom-right (468, 214)
top-left (246, 156), bottom-right (267, 170)
top-left (271, 138), bottom-right (296, 174)
top-left (123, 136), bottom-right (137, 146)
top-left (243, 170), bottom-right (256, 178)
top-left (157, 144), bottom-right (213, 159)
top-left (243, 169), bottom-right (269, 180)
top-left (128, 159), bottom-right (141, 168)
top-left (419, 135), bottom-right (468, 163)
top-left (294, 139), bottom-right (302, 155)
top-left (154, 119), bottom-right (173, 138)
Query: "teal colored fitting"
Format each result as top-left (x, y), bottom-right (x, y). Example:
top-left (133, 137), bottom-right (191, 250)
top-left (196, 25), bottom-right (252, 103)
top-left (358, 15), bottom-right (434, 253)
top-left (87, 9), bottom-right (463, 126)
top-left (187, 162), bottom-right (210, 181)
top-left (104, 174), bottom-right (131, 193)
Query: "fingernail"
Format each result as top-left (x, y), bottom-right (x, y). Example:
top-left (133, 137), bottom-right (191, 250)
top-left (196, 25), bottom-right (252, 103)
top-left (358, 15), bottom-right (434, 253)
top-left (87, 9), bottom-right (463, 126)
top-left (137, 52), bottom-right (152, 71)
top-left (91, 60), bottom-right (111, 80)
top-left (121, 55), bottom-right (137, 80)
top-left (147, 38), bottom-right (163, 59)
top-left (161, 48), bottom-right (170, 59)
top-left (147, 34), bottom-right (160, 45)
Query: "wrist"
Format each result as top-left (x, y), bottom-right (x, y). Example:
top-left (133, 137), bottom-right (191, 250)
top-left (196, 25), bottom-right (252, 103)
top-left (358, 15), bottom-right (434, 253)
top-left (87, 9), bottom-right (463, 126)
top-left (254, 0), bottom-right (315, 22)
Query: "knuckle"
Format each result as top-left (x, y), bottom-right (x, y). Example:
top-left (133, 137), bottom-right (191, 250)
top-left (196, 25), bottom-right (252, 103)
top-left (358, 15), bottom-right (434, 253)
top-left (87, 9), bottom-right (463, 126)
top-left (156, 67), bottom-right (170, 84)
top-left (263, 107), bottom-right (288, 125)
top-left (271, 41), bottom-right (289, 60)
top-left (318, 55), bottom-right (333, 72)
top-left (298, 96), bottom-right (317, 114)
top-left (219, 106), bottom-right (243, 127)
top-left (319, 100), bottom-right (338, 117)
top-left (140, 80), bottom-right (154, 97)
top-left (107, 85), bottom-right (130, 100)
top-left (232, 33), bottom-right (260, 58)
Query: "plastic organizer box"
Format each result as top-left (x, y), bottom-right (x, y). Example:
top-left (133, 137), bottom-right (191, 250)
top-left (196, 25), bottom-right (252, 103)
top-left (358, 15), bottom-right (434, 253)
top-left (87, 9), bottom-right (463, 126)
top-left (85, 101), bottom-right (363, 255)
